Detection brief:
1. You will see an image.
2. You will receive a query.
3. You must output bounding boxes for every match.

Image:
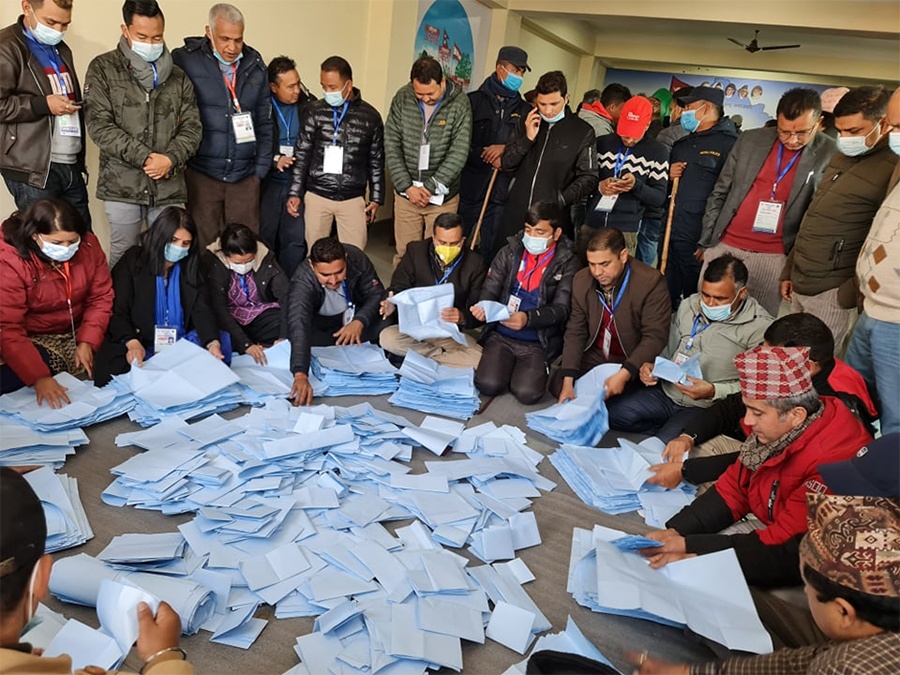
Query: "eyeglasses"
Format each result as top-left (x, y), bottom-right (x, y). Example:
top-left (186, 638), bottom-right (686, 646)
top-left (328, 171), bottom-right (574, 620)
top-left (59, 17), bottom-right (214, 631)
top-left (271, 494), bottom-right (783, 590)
top-left (777, 126), bottom-right (816, 141)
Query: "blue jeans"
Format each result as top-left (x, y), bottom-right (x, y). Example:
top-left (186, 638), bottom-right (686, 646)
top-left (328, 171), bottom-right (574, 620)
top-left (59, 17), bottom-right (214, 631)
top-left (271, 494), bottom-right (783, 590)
top-left (606, 383), bottom-right (703, 442)
top-left (636, 218), bottom-right (663, 267)
top-left (845, 311), bottom-right (900, 435)
top-left (4, 162), bottom-right (91, 231)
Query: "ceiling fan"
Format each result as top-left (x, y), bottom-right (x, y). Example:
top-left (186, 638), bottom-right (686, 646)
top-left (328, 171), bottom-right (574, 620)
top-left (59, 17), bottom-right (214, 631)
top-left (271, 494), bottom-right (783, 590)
top-left (728, 29), bottom-right (800, 53)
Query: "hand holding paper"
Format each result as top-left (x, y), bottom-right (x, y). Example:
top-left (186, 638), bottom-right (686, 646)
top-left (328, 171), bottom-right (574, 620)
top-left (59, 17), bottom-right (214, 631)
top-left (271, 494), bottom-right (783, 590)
top-left (388, 285), bottom-right (466, 345)
top-left (651, 354), bottom-right (702, 386)
top-left (474, 300), bottom-right (511, 323)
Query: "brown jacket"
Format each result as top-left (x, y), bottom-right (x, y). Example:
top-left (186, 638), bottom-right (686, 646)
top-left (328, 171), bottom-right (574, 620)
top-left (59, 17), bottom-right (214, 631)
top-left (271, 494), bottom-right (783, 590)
top-left (560, 258), bottom-right (671, 378)
top-left (0, 647), bottom-right (193, 674)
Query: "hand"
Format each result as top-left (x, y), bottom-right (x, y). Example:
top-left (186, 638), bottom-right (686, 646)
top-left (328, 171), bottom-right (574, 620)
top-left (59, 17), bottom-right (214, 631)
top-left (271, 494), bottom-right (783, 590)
top-left (625, 650), bottom-right (691, 675)
top-left (670, 161), bottom-right (687, 179)
top-left (598, 177), bottom-right (620, 197)
top-left (290, 374), bottom-right (314, 407)
top-left (647, 462), bottom-right (684, 489)
top-left (615, 173), bottom-right (636, 192)
top-left (34, 376), bottom-right (70, 409)
top-left (440, 307), bottom-right (462, 324)
top-left (499, 311), bottom-right (527, 331)
top-left (780, 280), bottom-right (793, 302)
top-left (287, 196), bottom-right (302, 218)
top-left (480, 144), bottom-right (505, 165)
top-left (364, 202), bottom-right (379, 224)
top-left (645, 551), bottom-right (697, 569)
top-left (603, 368), bottom-right (630, 399)
top-left (73, 342), bottom-right (94, 378)
top-left (333, 319), bottom-right (363, 346)
top-left (143, 153), bottom-right (173, 180)
top-left (47, 94), bottom-right (80, 116)
top-left (557, 377), bottom-right (576, 404)
top-left (693, 247), bottom-right (705, 263)
top-left (406, 186), bottom-right (431, 208)
top-left (207, 340), bottom-right (224, 360)
top-left (524, 107), bottom-right (541, 141)
top-left (135, 601), bottom-right (181, 662)
top-left (639, 362), bottom-right (658, 386)
top-left (246, 344), bottom-right (267, 365)
top-left (663, 435), bottom-right (694, 463)
top-left (276, 154), bottom-right (295, 172)
top-left (125, 339), bottom-right (146, 368)
top-left (380, 291), bottom-right (395, 318)
top-left (674, 376), bottom-right (715, 400)
top-left (469, 304), bottom-right (486, 322)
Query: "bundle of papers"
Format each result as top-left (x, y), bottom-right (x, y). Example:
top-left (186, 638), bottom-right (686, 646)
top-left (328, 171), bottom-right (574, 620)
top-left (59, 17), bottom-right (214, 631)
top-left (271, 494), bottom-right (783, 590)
top-left (503, 616), bottom-right (620, 675)
top-left (309, 344), bottom-right (398, 397)
top-left (475, 300), bottom-right (512, 323)
top-left (388, 284), bottom-right (467, 345)
top-left (651, 354), bottom-right (702, 385)
top-left (550, 437), bottom-right (695, 516)
top-left (0, 372), bottom-right (134, 432)
top-left (525, 364), bottom-right (619, 446)
top-left (568, 525), bottom-right (773, 654)
top-left (231, 340), bottom-right (294, 399)
top-left (24, 466), bottom-right (93, 553)
top-left (389, 351), bottom-right (480, 420)
top-left (0, 417), bottom-right (88, 467)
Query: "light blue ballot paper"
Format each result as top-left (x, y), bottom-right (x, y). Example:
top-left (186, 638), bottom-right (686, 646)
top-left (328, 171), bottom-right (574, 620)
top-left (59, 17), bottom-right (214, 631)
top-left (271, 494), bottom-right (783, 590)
top-left (651, 354), bottom-right (703, 385)
top-left (475, 300), bottom-right (512, 323)
top-left (388, 285), bottom-right (466, 345)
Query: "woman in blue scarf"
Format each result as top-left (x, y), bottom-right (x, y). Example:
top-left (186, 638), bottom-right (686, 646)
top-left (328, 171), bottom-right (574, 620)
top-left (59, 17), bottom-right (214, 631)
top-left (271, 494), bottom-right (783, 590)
top-left (94, 207), bottom-right (222, 385)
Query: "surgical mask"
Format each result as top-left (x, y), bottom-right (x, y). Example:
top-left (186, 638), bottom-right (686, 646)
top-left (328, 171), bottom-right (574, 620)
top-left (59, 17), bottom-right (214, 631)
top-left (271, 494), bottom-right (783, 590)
top-left (130, 37), bottom-right (164, 63)
top-left (213, 49), bottom-right (242, 67)
top-left (681, 108), bottom-right (703, 133)
top-left (837, 125), bottom-right (880, 157)
top-left (164, 243), bottom-right (190, 263)
top-left (540, 108), bottom-right (565, 124)
top-left (38, 235), bottom-right (79, 262)
top-left (700, 298), bottom-right (733, 322)
top-left (324, 91), bottom-right (346, 107)
top-left (229, 261), bottom-right (253, 275)
top-left (434, 245), bottom-right (461, 265)
top-left (522, 233), bottom-right (551, 255)
top-left (501, 67), bottom-right (523, 93)
top-left (890, 131), bottom-right (900, 156)
top-left (29, 8), bottom-right (64, 46)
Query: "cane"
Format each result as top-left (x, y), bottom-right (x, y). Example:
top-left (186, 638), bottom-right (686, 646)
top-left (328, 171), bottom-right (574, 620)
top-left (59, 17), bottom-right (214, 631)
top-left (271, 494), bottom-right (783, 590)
top-left (470, 168), bottom-right (499, 251)
top-left (659, 176), bottom-right (680, 275)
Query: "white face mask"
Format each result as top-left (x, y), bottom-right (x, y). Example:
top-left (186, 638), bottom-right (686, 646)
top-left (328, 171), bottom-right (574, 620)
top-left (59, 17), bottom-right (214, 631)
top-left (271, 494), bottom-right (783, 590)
top-left (38, 235), bottom-right (80, 262)
top-left (229, 261), bottom-right (253, 275)
top-left (130, 34), bottom-right (164, 63)
top-left (837, 124), bottom-right (881, 157)
top-left (28, 7), bottom-right (64, 46)
top-left (20, 563), bottom-right (40, 638)
top-left (890, 130), bottom-right (900, 156)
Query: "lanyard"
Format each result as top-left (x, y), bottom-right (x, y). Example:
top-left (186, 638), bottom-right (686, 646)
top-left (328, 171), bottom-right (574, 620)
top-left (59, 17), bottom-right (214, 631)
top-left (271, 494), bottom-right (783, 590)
top-left (613, 145), bottom-right (632, 178)
top-left (54, 262), bottom-right (77, 343)
top-left (24, 27), bottom-right (67, 94)
top-left (150, 62), bottom-right (158, 89)
top-left (340, 280), bottom-right (354, 308)
top-left (772, 143), bottom-right (801, 199)
top-left (332, 102), bottom-right (350, 144)
top-left (686, 314), bottom-right (712, 351)
top-left (419, 93), bottom-right (444, 141)
top-left (434, 254), bottom-right (463, 285)
top-left (272, 98), bottom-right (296, 143)
top-left (223, 63), bottom-right (241, 112)
top-left (516, 248), bottom-right (556, 294)
top-left (595, 265), bottom-right (631, 316)
top-left (237, 273), bottom-right (253, 303)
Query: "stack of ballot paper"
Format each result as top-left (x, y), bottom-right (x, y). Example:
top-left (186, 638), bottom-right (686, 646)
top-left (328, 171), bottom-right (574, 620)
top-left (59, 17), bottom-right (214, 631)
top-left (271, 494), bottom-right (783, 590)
top-left (389, 351), bottom-right (480, 420)
top-left (568, 525), bottom-right (773, 654)
top-left (0, 417), bottom-right (88, 467)
top-left (309, 344), bottom-right (398, 397)
top-left (231, 340), bottom-right (294, 400)
top-left (550, 437), bottom-right (695, 516)
top-left (0, 372), bottom-right (134, 432)
top-left (388, 284), bottom-right (467, 345)
top-left (24, 466), bottom-right (93, 553)
top-left (651, 354), bottom-right (703, 385)
top-left (503, 616), bottom-right (621, 675)
top-left (525, 364), bottom-right (620, 446)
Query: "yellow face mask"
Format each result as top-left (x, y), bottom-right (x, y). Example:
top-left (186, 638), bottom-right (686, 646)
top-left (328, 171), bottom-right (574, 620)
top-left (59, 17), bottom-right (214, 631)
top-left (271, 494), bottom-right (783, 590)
top-left (434, 245), bottom-right (461, 265)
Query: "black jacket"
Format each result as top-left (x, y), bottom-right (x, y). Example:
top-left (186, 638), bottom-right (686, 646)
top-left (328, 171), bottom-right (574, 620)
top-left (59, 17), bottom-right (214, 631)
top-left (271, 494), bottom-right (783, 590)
top-left (288, 245), bottom-right (384, 375)
top-left (267, 89), bottom-right (315, 183)
top-left (172, 37), bottom-right (273, 182)
top-left (479, 234), bottom-right (578, 362)
top-left (289, 90), bottom-right (385, 204)
top-left (388, 240), bottom-right (487, 329)
top-left (201, 247), bottom-right (290, 353)
top-left (498, 109), bottom-right (597, 250)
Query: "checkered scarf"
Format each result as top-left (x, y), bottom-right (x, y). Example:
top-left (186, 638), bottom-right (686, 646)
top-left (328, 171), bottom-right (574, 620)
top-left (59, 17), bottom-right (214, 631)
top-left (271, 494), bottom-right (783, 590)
top-left (739, 400), bottom-right (823, 471)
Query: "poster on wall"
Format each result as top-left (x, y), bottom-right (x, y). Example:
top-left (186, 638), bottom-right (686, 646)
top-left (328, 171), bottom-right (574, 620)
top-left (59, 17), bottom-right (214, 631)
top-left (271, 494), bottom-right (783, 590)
top-left (603, 68), bottom-right (841, 130)
top-left (415, 0), bottom-right (491, 92)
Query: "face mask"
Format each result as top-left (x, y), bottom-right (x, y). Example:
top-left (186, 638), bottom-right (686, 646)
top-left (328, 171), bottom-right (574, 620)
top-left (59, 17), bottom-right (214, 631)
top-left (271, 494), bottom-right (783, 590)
top-left (434, 245), bottom-right (461, 265)
top-left (38, 235), bottom-right (79, 262)
top-left (522, 233), bottom-right (551, 255)
top-left (323, 90), bottom-right (346, 107)
top-left (681, 108), bottom-right (703, 133)
top-left (540, 108), bottom-right (566, 124)
top-left (164, 242), bottom-right (190, 263)
top-left (229, 261), bottom-right (253, 275)
top-left (501, 67), bottom-right (523, 93)
top-left (28, 8), bottom-right (64, 46)
top-left (130, 36), bottom-right (164, 63)
top-left (700, 298), bottom-right (734, 322)
top-left (837, 125), bottom-right (880, 157)
top-left (890, 131), bottom-right (900, 156)
top-left (213, 49), bottom-right (242, 67)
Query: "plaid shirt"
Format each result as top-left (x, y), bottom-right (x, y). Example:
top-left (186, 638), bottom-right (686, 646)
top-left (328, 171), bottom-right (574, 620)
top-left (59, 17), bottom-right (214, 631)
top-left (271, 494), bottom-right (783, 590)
top-left (691, 632), bottom-right (900, 674)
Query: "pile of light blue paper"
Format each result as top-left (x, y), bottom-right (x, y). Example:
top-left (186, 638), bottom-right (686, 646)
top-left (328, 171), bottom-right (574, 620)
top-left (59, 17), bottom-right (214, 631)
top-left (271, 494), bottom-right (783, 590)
top-left (550, 437), bottom-right (695, 520)
top-left (24, 466), bottom-right (93, 553)
top-left (309, 343), bottom-right (398, 397)
top-left (389, 351), bottom-right (480, 420)
top-left (231, 340), bottom-right (294, 402)
top-left (0, 417), bottom-right (88, 467)
top-left (568, 524), bottom-right (773, 654)
top-left (525, 364), bottom-right (620, 446)
top-left (503, 616), bottom-right (621, 675)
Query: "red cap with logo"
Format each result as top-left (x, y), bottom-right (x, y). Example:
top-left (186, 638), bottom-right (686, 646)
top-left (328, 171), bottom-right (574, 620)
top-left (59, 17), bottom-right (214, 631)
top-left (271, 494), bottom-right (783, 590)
top-left (616, 96), bottom-right (652, 139)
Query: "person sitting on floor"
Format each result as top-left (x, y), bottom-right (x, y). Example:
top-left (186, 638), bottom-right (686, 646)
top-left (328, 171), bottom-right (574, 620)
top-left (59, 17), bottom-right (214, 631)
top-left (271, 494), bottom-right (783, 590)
top-left (202, 223), bottom-right (289, 366)
top-left (94, 207), bottom-right (223, 386)
top-left (379, 212), bottom-right (486, 369)
top-left (471, 202), bottom-right (578, 404)
top-left (0, 199), bottom-right (113, 407)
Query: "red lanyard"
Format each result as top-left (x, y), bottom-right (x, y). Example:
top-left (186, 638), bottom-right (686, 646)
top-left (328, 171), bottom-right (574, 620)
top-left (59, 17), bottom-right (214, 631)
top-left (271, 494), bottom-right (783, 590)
top-left (55, 261), bottom-right (77, 343)
top-left (223, 63), bottom-right (241, 112)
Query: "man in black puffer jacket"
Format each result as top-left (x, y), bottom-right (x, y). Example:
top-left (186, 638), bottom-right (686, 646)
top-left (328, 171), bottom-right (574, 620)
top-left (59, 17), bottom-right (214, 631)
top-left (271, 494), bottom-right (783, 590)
top-left (288, 55), bottom-right (384, 254)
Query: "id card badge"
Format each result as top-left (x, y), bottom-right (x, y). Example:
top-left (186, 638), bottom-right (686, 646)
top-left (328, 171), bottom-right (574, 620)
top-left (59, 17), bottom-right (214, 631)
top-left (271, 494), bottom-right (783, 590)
top-left (418, 143), bottom-right (431, 171)
top-left (674, 353), bottom-right (690, 366)
top-left (594, 194), bottom-right (618, 212)
top-left (602, 327), bottom-right (612, 359)
top-left (507, 295), bottom-right (522, 313)
top-left (280, 145), bottom-right (295, 157)
top-left (342, 306), bottom-right (356, 326)
top-left (232, 112), bottom-right (256, 144)
top-left (58, 114), bottom-right (81, 137)
top-left (154, 325), bottom-right (178, 352)
top-left (323, 145), bottom-right (344, 174)
top-left (752, 200), bottom-right (784, 234)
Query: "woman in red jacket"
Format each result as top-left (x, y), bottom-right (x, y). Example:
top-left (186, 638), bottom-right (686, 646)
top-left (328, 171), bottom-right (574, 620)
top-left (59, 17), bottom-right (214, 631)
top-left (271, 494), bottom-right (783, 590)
top-left (0, 199), bottom-right (113, 407)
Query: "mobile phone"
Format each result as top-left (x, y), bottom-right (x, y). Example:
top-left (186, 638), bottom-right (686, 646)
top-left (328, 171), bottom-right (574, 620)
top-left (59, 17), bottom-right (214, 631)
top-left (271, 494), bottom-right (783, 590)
top-left (71, 100), bottom-right (84, 106)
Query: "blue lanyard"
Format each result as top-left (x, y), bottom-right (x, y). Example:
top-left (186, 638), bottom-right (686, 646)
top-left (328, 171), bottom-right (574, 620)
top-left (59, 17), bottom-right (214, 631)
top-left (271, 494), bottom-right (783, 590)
top-left (340, 280), bottom-right (354, 308)
top-left (516, 249), bottom-right (556, 295)
top-left (237, 273), bottom-right (252, 302)
top-left (419, 94), bottom-right (445, 140)
top-left (271, 98), bottom-right (296, 144)
top-left (150, 62), bottom-right (158, 89)
top-left (332, 102), bottom-right (350, 144)
top-left (772, 143), bottom-right (801, 199)
top-left (614, 145), bottom-right (632, 178)
top-left (686, 314), bottom-right (712, 351)
top-left (435, 254), bottom-right (463, 285)
top-left (595, 265), bottom-right (631, 315)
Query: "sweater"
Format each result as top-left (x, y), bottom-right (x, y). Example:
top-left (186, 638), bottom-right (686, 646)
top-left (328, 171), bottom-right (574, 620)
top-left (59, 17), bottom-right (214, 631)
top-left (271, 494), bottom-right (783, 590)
top-left (857, 175), bottom-right (900, 322)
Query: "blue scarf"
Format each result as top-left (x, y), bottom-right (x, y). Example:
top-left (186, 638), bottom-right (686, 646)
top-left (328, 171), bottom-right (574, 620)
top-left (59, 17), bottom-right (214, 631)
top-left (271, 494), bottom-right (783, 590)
top-left (483, 74), bottom-right (519, 100)
top-left (154, 263), bottom-right (184, 332)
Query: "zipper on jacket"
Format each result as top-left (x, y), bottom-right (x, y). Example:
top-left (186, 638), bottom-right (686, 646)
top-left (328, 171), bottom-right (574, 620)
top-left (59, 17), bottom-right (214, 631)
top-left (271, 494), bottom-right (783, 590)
top-left (25, 58), bottom-right (54, 188)
top-left (528, 130), bottom-right (552, 205)
top-left (767, 480), bottom-right (779, 521)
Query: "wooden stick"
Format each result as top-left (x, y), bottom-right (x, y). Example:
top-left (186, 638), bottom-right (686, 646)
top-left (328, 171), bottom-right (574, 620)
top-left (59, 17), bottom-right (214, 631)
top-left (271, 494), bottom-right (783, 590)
top-left (659, 175), bottom-right (680, 275)
top-left (470, 168), bottom-right (499, 251)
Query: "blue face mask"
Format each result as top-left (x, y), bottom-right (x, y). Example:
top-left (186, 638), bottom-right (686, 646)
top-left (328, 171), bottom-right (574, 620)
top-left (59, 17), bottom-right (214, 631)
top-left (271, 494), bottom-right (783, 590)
top-left (890, 131), bottom-right (900, 156)
top-left (541, 108), bottom-right (566, 124)
top-left (501, 68), bottom-right (523, 93)
top-left (213, 49), bottom-right (242, 67)
top-left (164, 242), bottom-right (190, 263)
top-left (131, 38), bottom-right (164, 63)
top-left (38, 235), bottom-right (79, 262)
top-left (837, 125), bottom-right (880, 157)
top-left (28, 8), bottom-right (64, 46)
top-left (681, 108), bottom-right (703, 133)
top-left (522, 233), bottom-right (551, 255)
top-left (700, 298), bottom-right (734, 322)
top-left (323, 90), bottom-right (346, 107)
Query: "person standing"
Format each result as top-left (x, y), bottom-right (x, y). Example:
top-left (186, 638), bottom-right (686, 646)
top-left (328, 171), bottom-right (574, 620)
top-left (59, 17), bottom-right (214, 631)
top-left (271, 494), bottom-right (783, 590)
top-left (172, 3), bottom-right (273, 247)
top-left (84, 0), bottom-right (202, 268)
top-left (287, 55), bottom-right (384, 255)
top-left (384, 56), bottom-right (472, 267)
top-left (0, 0), bottom-right (91, 230)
